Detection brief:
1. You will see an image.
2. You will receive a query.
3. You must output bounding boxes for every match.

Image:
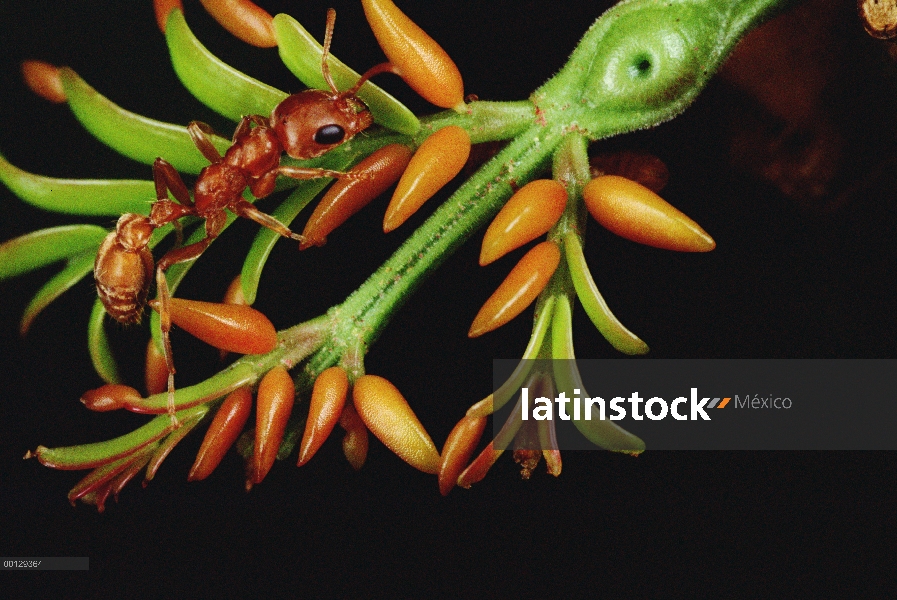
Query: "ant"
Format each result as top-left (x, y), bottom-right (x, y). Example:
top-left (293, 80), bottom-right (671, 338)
top-left (94, 9), bottom-right (395, 425)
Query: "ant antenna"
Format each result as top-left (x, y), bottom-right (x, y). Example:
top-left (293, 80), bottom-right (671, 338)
top-left (321, 9), bottom-right (339, 94)
top-left (321, 8), bottom-right (398, 98)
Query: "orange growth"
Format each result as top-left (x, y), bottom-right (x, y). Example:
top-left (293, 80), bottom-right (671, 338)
top-left (361, 0), bottom-right (465, 110)
top-left (251, 366), bottom-right (295, 484)
top-left (338, 403), bottom-right (369, 471)
top-left (353, 375), bottom-right (441, 474)
top-left (438, 415), bottom-right (486, 496)
top-left (297, 367), bottom-right (349, 466)
top-left (198, 0), bottom-right (277, 48)
top-left (469, 241), bottom-right (561, 338)
top-left (151, 297), bottom-right (278, 355)
top-left (384, 126), bottom-right (471, 232)
top-left (301, 144), bottom-right (412, 248)
top-left (583, 175), bottom-right (715, 252)
top-left (480, 179), bottom-right (567, 266)
top-left (189, 386), bottom-right (253, 481)
top-left (144, 340), bottom-right (169, 397)
top-left (80, 384), bottom-right (143, 412)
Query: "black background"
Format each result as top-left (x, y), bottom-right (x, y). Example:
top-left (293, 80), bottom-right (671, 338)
top-left (0, 1), bottom-right (894, 596)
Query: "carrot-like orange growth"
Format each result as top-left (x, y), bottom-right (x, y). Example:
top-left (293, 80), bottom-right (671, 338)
top-left (361, 0), bottom-right (465, 110)
top-left (198, 0), bottom-right (277, 48)
top-left (80, 384), bottom-right (143, 412)
top-left (149, 297), bottom-right (277, 355)
top-left (352, 375), bottom-right (441, 474)
top-left (297, 367), bottom-right (349, 467)
top-left (189, 386), bottom-right (253, 481)
top-left (218, 275), bottom-right (249, 360)
top-left (469, 241), bottom-right (561, 338)
top-left (251, 366), bottom-right (295, 485)
top-left (144, 340), bottom-right (169, 396)
top-left (21, 60), bottom-right (66, 103)
top-left (583, 175), bottom-right (716, 252)
top-left (479, 179), bottom-right (567, 266)
top-left (438, 415), bottom-right (486, 496)
top-left (338, 403), bottom-right (369, 471)
top-left (301, 144), bottom-right (413, 248)
top-left (153, 0), bottom-right (184, 33)
top-left (384, 126), bottom-right (471, 232)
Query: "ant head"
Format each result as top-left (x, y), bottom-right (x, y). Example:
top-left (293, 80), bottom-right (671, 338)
top-left (271, 9), bottom-right (395, 160)
top-left (270, 89), bottom-right (373, 160)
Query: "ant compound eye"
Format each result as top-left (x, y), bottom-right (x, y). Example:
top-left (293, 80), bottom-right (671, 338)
top-left (314, 124), bottom-right (346, 146)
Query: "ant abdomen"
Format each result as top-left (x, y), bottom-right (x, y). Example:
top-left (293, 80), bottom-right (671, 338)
top-left (94, 213), bottom-right (155, 324)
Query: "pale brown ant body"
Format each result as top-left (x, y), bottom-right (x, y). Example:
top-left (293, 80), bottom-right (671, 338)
top-left (94, 10), bottom-right (394, 423)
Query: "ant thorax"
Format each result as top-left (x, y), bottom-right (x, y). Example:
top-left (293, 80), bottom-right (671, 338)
top-left (224, 126), bottom-right (281, 178)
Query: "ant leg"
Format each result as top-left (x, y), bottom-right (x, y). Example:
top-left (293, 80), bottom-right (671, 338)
top-left (150, 212), bottom-right (226, 426)
top-left (187, 121), bottom-right (224, 164)
top-left (153, 158), bottom-right (194, 206)
top-left (249, 170), bottom-right (278, 200)
top-left (231, 198), bottom-right (304, 242)
top-left (149, 199), bottom-right (194, 251)
top-left (230, 116), bottom-right (253, 144)
top-left (171, 219), bottom-right (185, 248)
top-left (151, 159), bottom-right (197, 247)
top-left (230, 115), bottom-right (270, 144)
top-left (247, 115), bottom-right (270, 128)
top-left (276, 165), bottom-right (363, 181)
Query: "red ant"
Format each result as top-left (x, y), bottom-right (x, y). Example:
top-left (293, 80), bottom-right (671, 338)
top-left (94, 9), bottom-right (395, 425)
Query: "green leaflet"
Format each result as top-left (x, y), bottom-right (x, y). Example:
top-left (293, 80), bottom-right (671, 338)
top-left (130, 359), bottom-right (259, 414)
top-left (34, 403), bottom-right (208, 470)
top-left (20, 250), bottom-right (96, 335)
top-left (67, 445), bottom-right (157, 503)
top-left (241, 181), bottom-right (329, 305)
top-left (88, 298), bottom-right (120, 384)
top-left (0, 153), bottom-right (155, 216)
top-left (564, 231), bottom-right (649, 355)
top-left (0, 225), bottom-right (107, 280)
top-left (550, 294), bottom-right (645, 454)
top-left (483, 295), bottom-right (556, 417)
top-left (143, 406), bottom-right (210, 482)
top-left (273, 13), bottom-right (419, 135)
top-left (166, 9), bottom-right (287, 121)
top-left (60, 67), bottom-right (230, 174)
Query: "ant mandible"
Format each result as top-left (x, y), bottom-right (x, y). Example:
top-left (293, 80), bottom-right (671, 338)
top-left (94, 9), bottom-right (395, 425)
